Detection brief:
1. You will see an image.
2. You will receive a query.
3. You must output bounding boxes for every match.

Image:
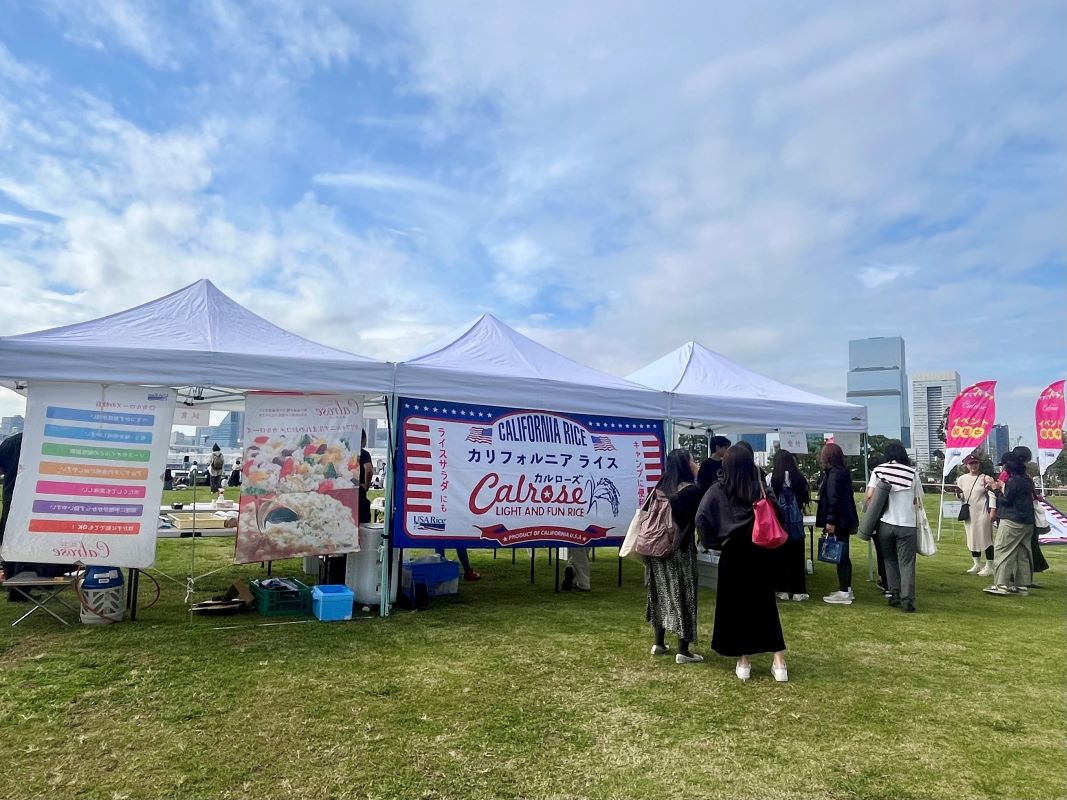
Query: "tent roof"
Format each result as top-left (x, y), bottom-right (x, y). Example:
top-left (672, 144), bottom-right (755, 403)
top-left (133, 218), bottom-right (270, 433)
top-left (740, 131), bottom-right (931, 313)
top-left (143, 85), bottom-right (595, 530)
top-left (0, 279), bottom-right (394, 394)
top-left (395, 314), bottom-right (668, 418)
top-left (627, 341), bottom-right (867, 433)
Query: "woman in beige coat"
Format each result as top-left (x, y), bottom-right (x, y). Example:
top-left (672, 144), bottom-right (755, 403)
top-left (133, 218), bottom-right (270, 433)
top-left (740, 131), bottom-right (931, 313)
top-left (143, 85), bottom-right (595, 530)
top-left (954, 454), bottom-right (994, 576)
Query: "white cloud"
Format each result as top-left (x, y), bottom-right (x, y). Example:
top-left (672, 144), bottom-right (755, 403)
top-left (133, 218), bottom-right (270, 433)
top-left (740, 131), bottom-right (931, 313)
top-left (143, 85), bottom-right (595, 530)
top-left (45, 0), bottom-right (181, 69)
top-left (0, 2), bottom-right (1063, 454)
top-left (857, 264), bottom-right (919, 289)
top-left (313, 171), bottom-right (453, 198)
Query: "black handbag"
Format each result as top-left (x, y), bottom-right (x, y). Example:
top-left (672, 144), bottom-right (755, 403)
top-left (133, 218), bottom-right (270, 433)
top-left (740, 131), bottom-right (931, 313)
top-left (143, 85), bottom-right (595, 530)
top-left (957, 474), bottom-right (983, 522)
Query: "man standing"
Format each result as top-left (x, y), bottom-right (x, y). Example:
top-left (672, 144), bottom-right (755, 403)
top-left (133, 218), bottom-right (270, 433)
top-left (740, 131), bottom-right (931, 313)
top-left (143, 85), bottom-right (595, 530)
top-left (208, 444), bottom-right (225, 492)
top-left (697, 436), bottom-right (731, 490)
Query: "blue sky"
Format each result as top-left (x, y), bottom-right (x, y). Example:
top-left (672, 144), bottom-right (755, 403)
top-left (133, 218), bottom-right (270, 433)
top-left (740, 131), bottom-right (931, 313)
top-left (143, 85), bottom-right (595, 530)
top-left (0, 1), bottom-right (1064, 450)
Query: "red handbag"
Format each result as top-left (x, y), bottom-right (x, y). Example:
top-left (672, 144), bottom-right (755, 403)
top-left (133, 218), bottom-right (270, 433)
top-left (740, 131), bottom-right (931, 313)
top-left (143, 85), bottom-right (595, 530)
top-left (752, 478), bottom-right (788, 549)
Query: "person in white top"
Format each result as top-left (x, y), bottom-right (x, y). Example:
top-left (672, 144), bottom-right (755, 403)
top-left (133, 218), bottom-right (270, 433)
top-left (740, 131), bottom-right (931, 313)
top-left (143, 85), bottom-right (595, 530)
top-left (865, 441), bottom-right (923, 613)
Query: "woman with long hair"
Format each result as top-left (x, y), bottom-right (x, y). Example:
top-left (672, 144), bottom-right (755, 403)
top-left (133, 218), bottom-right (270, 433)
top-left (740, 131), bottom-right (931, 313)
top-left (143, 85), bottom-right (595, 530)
top-left (865, 440), bottom-right (922, 613)
top-left (985, 453), bottom-right (1036, 595)
top-left (769, 449), bottom-right (811, 601)
top-left (645, 448), bottom-right (704, 663)
top-left (697, 444), bottom-right (788, 682)
top-left (815, 443), bottom-right (859, 605)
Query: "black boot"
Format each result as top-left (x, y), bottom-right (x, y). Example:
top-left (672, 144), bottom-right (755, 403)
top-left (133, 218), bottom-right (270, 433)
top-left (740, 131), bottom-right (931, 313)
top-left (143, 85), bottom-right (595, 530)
top-left (561, 565), bottom-right (574, 591)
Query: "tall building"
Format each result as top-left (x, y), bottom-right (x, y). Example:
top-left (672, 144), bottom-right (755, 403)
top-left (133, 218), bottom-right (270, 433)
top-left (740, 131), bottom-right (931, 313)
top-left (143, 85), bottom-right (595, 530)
top-left (911, 371), bottom-right (961, 466)
top-left (846, 337), bottom-right (910, 445)
top-left (985, 424), bottom-right (1010, 466)
top-left (201, 411), bottom-right (245, 449)
top-left (0, 415), bottom-right (25, 436)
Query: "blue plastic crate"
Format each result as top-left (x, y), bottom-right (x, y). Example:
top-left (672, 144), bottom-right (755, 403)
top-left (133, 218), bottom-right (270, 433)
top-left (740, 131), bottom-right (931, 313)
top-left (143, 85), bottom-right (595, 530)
top-left (311, 584), bottom-right (354, 621)
top-left (401, 559), bottom-right (461, 602)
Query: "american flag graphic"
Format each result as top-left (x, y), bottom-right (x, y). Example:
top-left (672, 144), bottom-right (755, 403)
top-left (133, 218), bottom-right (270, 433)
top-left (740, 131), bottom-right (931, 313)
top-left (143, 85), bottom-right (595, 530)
top-left (642, 436), bottom-right (663, 485)
top-left (591, 435), bottom-right (616, 452)
top-left (466, 426), bottom-right (493, 444)
top-left (403, 421), bottom-right (434, 514)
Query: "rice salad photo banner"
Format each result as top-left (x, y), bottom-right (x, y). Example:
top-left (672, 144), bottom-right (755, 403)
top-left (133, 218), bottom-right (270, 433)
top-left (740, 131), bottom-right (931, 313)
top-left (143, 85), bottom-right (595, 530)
top-left (234, 393), bottom-right (364, 564)
top-left (392, 397), bottom-right (666, 549)
top-left (1, 381), bottom-right (175, 569)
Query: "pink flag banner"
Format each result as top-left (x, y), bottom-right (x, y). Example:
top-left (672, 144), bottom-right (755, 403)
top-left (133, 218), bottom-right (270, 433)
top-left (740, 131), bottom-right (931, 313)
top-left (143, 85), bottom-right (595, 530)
top-left (942, 380), bottom-right (997, 476)
top-left (1036, 380), bottom-right (1065, 476)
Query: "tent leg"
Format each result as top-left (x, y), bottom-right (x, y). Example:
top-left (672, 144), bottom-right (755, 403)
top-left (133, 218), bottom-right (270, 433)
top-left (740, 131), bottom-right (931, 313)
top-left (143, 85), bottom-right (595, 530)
top-left (381, 392), bottom-right (399, 618)
top-left (127, 568), bottom-right (139, 621)
top-left (530, 549), bottom-right (535, 584)
top-left (511, 548), bottom-right (516, 564)
top-left (617, 552), bottom-right (623, 587)
top-left (554, 548), bottom-right (560, 593)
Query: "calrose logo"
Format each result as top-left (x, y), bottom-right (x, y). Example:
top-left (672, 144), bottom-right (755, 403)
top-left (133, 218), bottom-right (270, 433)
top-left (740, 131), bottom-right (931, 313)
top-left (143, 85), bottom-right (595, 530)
top-left (414, 515), bottom-right (446, 531)
top-left (50, 539), bottom-right (112, 559)
top-left (147, 392), bottom-right (170, 401)
top-left (316, 398), bottom-right (359, 417)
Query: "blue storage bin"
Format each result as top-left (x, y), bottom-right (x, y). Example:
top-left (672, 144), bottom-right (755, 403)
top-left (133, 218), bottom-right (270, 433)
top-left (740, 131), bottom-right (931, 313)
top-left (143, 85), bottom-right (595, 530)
top-left (402, 559), bottom-right (461, 602)
top-left (311, 584), bottom-right (354, 621)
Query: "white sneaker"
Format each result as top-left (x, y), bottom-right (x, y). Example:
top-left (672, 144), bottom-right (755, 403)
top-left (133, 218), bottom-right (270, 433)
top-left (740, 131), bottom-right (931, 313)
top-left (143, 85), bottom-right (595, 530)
top-left (775, 592), bottom-right (790, 601)
top-left (650, 644), bottom-right (670, 656)
top-left (823, 590), bottom-right (853, 605)
top-left (792, 593), bottom-right (809, 601)
top-left (965, 562), bottom-right (981, 574)
top-left (772, 665), bottom-right (789, 682)
top-left (676, 652), bottom-right (704, 664)
top-left (977, 564), bottom-right (993, 577)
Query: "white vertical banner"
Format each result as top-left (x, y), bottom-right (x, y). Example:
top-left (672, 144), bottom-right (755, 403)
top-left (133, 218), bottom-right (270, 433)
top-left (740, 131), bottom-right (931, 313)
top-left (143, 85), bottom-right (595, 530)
top-left (829, 432), bottom-right (861, 456)
top-left (1, 382), bottom-right (175, 568)
top-left (235, 394), bottom-right (365, 564)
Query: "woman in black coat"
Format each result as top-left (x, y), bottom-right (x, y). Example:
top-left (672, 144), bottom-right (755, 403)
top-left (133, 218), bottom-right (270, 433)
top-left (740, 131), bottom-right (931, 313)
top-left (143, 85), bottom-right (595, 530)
top-left (697, 444), bottom-right (788, 682)
top-left (815, 442), bottom-right (859, 605)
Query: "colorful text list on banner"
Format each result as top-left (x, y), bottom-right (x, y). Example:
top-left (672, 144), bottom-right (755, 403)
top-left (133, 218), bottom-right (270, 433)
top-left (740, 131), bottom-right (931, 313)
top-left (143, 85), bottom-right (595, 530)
top-left (1, 382), bottom-right (175, 568)
top-left (235, 394), bottom-right (364, 564)
top-left (943, 380), bottom-right (997, 476)
top-left (1036, 380), bottom-right (1065, 476)
top-left (392, 397), bottom-right (666, 549)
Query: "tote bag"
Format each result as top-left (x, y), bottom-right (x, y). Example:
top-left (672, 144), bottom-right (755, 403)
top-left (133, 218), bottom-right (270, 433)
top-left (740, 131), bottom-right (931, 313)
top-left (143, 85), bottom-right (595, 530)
top-left (619, 497), bottom-right (648, 563)
top-left (817, 534), bottom-right (843, 564)
top-left (915, 479), bottom-right (937, 557)
top-left (753, 479), bottom-right (788, 550)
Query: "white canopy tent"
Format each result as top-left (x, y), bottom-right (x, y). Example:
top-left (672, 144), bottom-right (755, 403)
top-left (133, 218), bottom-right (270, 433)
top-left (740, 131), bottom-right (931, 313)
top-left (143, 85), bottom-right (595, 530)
top-left (0, 279), bottom-right (394, 396)
top-left (394, 313), bottom-right (669, 419)
top-left (0, 279), bottom-right (396, 612)
top-left (626, 341), bottom-right (867, 434)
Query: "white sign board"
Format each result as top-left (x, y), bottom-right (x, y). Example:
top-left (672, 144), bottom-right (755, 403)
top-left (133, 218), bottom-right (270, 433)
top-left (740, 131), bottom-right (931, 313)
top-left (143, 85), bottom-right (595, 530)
top-left (777, 431), bottom-right (807, 454)
top-left (830, 432), bottom-right (862, 456)
top-left (942, 500), bottom-right (963, 519)
top-left (1, 381), bottom-right (175, 568)
top-left (172, 407), bottom-right (210, 427)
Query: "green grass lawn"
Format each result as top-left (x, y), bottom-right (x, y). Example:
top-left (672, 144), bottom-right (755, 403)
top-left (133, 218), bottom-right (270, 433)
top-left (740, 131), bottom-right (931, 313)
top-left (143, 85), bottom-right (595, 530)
top-left (0, 493), bottom-right (1064, 800)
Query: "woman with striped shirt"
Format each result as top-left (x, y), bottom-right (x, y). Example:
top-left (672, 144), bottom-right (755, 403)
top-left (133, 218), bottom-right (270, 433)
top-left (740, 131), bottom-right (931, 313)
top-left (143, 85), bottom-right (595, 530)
top-left (865, 441), bottom-right (923, 613)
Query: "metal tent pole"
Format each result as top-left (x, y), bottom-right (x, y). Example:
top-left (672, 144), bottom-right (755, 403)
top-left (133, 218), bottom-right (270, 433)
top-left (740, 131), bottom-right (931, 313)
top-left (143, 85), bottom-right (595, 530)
top-left (380, 393), bottom-right (399, 618)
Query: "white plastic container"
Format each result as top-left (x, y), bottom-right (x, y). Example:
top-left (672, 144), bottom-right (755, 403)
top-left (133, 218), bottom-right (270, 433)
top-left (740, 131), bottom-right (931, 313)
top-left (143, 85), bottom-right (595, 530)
top-left (344, 524), bottom-right (399, 605)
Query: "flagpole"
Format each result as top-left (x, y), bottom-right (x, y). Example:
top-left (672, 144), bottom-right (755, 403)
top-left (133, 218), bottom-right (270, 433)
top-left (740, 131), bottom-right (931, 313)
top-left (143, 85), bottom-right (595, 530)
top-left (936, 471), bottom-right (946, 542)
